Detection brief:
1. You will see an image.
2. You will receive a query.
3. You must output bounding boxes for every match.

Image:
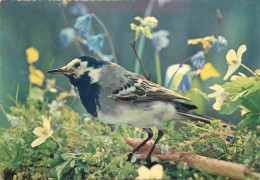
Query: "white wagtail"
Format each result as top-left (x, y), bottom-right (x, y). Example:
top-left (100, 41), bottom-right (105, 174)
top-left (47, 56), bottom-right (229, 166)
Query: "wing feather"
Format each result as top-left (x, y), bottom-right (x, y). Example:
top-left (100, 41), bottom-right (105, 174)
top-left (109, 75), bottom-right (190, 102)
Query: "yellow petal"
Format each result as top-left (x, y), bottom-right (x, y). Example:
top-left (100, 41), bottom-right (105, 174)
top-left (42, 116), bottom-right (51, 131)
top-left (32, 127), bottom-right (44, 137)
top-left (142, 27), bottom-right (153, 39)
top-left (141, 16), bottom-right (158, 28)
top-left (130, 23), bottom-right (137, 30)
top-left (56, 92), bottom-right (68, 101)
top-left (137, 166), bottom-right (151, 179)
top-left (150, 164), bottom-right (163, 179)
top-left (200, 63), bottom-right (220, 81)
top-left (236, 44), bottom-right (247, 64)
top-left (29, 68), bottom-right (45, 87)
top-left (26, 47), bottom-right (39, 64)
top-left (173, 73), bottom-right (183, 90)
top-left (134, 16), bottom-right (143, 22)
top-left (187, 38), bottom-right (202, 45)
top-left (226, 49), bottom-right (237, 65)
top-left (31, 135), bottom-right (49, 147)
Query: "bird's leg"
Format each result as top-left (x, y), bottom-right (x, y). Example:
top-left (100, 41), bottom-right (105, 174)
top-left (127, 128), bottom-right (153, 162)
top-left (145, 130), bottom-right (164, 167)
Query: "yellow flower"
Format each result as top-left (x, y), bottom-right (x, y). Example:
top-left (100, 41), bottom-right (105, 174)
top-left (130, 16), bottom-right (158, 42)
top-left (136, 164), bottom-right (163, 180)
top-left (26, 47), bottom-right (39, 64)
top-left (188, 35), bottom-right (215, 50)
top-left (224, 45), bottom-right (247, 80)
top-left (29, 65), bottom-right (45, 87)
top-left (56, 92), bottom-right (68, 101)
top-left (200, 62), bottom-right (220, 81)
top-left (46, 79), bottom-right (57, 93)
top-left (31, 116), bottom-right (53, 147)
top-left (135, 16), bottom-right (158, 28)
top-left (208, 84), bottom-right (225, 110)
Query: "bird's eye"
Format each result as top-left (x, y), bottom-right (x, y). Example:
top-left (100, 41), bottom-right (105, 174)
top-left (74, 62), bottom-right (80, 68)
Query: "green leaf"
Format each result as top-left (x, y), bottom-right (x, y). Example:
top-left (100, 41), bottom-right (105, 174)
top-left (55, 159), bottom-right (72, 180)
top-left (241, 90), bottom-right (260, 113)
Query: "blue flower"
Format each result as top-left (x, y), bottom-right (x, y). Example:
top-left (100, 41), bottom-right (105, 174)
top-left (101, 54), bottom-right (113, 62)
top-left (74, 14), bottom-right (92, 39)
top-left (212, 36), bottom-right (228, 52)
top-left (59, 28), bottom-right (75, 46)
top-left (70, 2), bottom-right (88, 16)
top-left (190, 51), bottom-right (205, 70)
top-left (152, 30), bottom-right (170, 51)
top-left (86, 34), bottom-right (104, 53)
top-left (51, 122), bottom-right (60, 132)
top-left (177, 73), bottom-right (192, 92)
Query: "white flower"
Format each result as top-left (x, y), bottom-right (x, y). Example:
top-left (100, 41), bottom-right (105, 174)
top-left (31, 116), bottom-right (53, 147)
top-left (160, 144), bottom-right (170, 155)
top-left (224, 45), bottom-right (246, 80)
top-left (208, 84), bottom-right (225, 110)
top-left (152, 30), bottom-right (170, 51)
top-left (136, 164), bottom-right (163, 180)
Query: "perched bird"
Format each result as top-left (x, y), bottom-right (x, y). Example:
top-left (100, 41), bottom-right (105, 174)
top-left (47, 56), bottom-right (229, 166)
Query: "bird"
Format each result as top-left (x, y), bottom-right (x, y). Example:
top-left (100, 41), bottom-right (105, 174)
top-left (47, 56), bottom-right (230, 166)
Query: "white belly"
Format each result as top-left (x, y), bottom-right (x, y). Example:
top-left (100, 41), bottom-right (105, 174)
top-left (97, 101), bottom-right (181, 128)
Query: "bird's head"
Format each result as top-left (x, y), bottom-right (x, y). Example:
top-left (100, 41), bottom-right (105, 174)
top-left (47, 56), bottom-right (108, 87)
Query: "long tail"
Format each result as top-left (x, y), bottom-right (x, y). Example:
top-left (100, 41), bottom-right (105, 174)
top-left (177, 111), bottom-right (237, 130)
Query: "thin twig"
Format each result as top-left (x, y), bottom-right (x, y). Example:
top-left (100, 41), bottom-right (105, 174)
top-left (60, 6), bottom-right (85, 56)
top-left (91, 13), bottom-right (118, 63)
top-left (130, 42), bottom-right (150, 80)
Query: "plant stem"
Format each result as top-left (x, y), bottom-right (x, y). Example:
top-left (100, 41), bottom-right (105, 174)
top-left (134, 0), bottom-right (155, 73)
top-left (130, 42), bottom-right (150, 79)
top-left (155, 51), bottom-right (162, 85)
top-left (51, 136), bottom-right (62, 148)
top-left (241, 64), bottom-right (260, 79)
top-left (91, 13), bottom-right (118, 63)
top-left (15, 83), bottom-right (19, 107)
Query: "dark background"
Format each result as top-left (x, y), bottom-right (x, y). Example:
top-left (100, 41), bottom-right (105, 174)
top-left (1, 0), bottom-right (259, 127)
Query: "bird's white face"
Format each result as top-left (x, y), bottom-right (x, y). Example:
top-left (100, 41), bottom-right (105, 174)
top-left (60, 58), bottom-right (88, 79)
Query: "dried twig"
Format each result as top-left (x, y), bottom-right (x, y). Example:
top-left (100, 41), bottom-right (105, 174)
top-left (91, 13), bottom-right (118, 63)
top-left (127, 138), bottom-right (260, 180)
top-left (130, 42), bottom-right (150, 80)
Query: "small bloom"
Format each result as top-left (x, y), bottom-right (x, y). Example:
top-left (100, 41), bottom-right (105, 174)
top-left (135, 16), bottom-right (158, 28)
top-left (26, 47), bottom-right (39, 64)
top-left (188, 35), bottom-right (215, 50)
top-left (136, 164), bottom-right (163, 180)
top-left (212, 36), bottom-right (228, 52)
top-left (224, 44), bottom-right (247, 80)
top-left (6, 114), bottom-right (22, 127)
top-left (69, 2), bottom-right (88, 16)
top-left (164, 64), bottom-right (191, 90)
top-left (59, 28), bottom-right (75, 47)
top-left (152, 30), bottom-right (170, 51)
top-left (2, 135), bottom-right (10, 141)
top-left (130, 16), bottom-right (158, 42)
top-left (160, 144), bottom-right (170, 155)
top-left (200, 62), bottom-right (220, 81)
top-left (86, 34), bottom-right (104, 53)
top-left (177, 73), bottom-right (192, 92)
top-left (208, 84), bottom-right (225, 110)
top-left (101, 54), bottom-right (113, 62)
top-left (51, 123), bottom-right (60, 132)
top-left (74, 14), bottom-right (92, 39)
top-left (29, 65), bottom-right (45, 87)
top-left (190, 51), bottom-right (205, 70)
top-left (31, 116), bottom-right (53, 147)
top-left (46, 79), bottom-right (57, 93)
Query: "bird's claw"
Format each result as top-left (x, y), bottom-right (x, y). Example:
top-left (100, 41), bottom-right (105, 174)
top-left (127, 153), bottom-right (133, 162)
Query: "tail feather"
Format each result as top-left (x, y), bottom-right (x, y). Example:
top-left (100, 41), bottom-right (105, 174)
top-left (177, 111), bottom-right (237, 130)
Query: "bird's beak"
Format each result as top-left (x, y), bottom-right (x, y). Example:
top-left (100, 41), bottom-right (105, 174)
top-left (47, 66), bottom-right (66, 74)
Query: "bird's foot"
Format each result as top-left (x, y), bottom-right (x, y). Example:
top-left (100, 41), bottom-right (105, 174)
top-left (146, 158), bottom-right (158, 168)
top-left (127, 153), bottom-right (133, 162)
